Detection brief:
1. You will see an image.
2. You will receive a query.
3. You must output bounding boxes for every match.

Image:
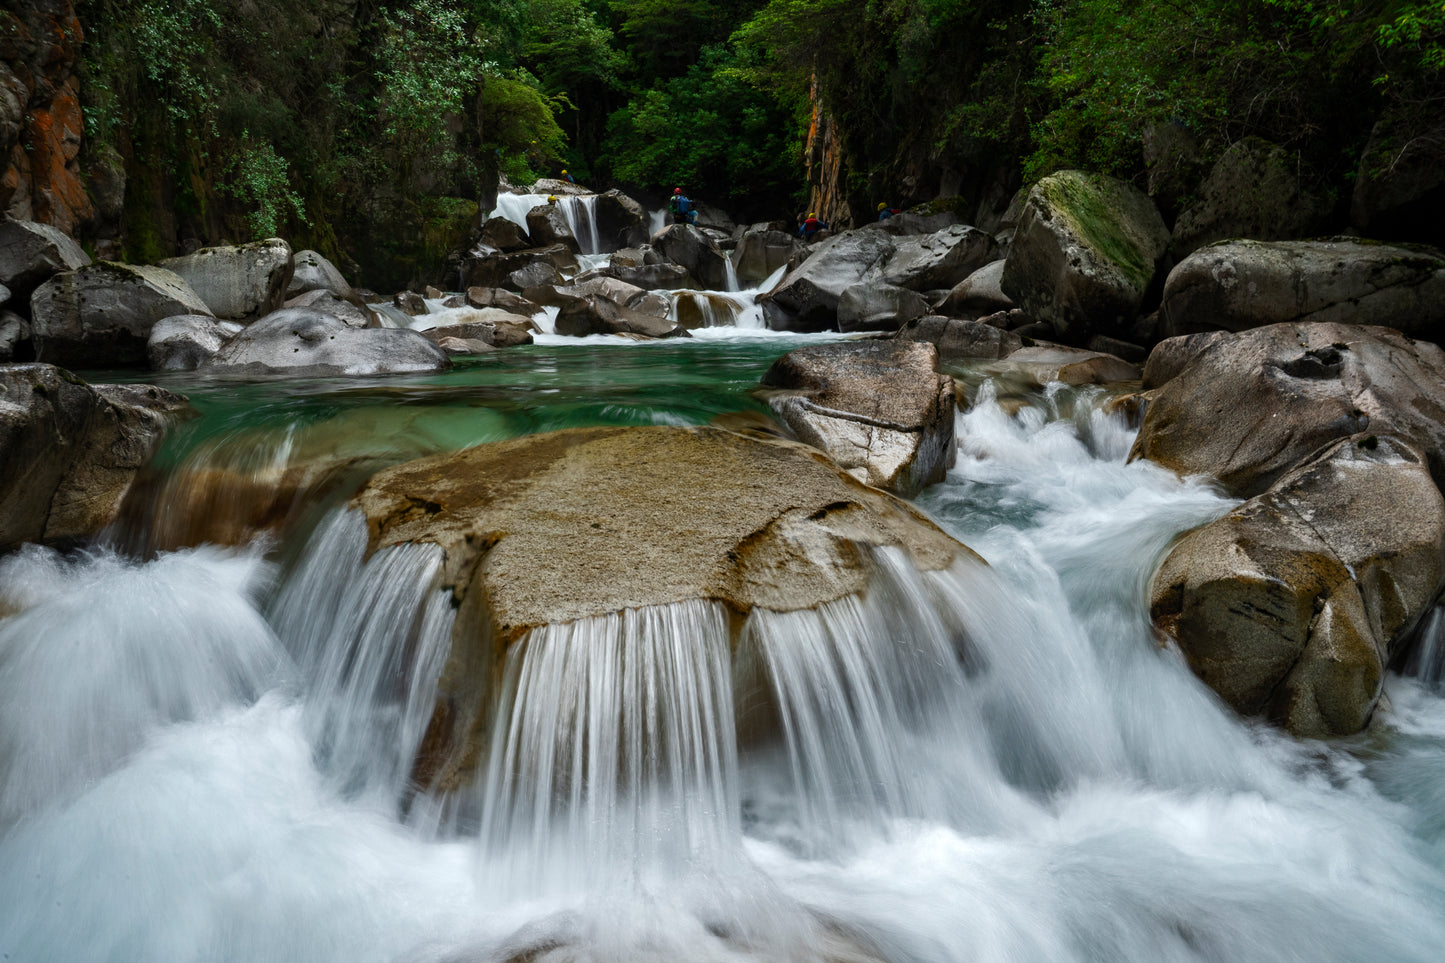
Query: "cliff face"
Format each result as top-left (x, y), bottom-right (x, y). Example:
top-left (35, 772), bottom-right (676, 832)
top-left (1, 0), bottom-right (92, 237)
top-left (803, 80), bottom-right (851, 230)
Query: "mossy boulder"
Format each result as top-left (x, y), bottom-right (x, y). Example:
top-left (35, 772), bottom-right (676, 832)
top-left (1001, 170), bottom-right (1170, 342)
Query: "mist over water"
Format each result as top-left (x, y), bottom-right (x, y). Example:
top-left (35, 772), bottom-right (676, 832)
top-left (4, 348), bottom-right (1445, 962)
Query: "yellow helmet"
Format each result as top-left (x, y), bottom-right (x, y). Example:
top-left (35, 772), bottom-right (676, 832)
top-left (547, 195), bottom-right (558, 203)
top-left (561, 169), bottom-right (568, 174)
top-left (807, 212), bottom-right (816, 218)
top-left (877, 202), bottom-right (887, 211)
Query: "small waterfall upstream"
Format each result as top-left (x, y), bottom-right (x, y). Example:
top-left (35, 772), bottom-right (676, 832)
top-left (487, 192), bottom-right (603, 255)
top-left (4, 378), bottom-right (1445, 961)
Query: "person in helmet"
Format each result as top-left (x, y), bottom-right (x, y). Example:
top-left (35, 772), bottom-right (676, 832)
top-left (798, 211), bottom-right (829, 240)
top-left (877, 201), bottom-right (896, 221)
top-left (561, 169), bottom-right (576, 184)
top-left (668, 187), bottom-right (697, 225)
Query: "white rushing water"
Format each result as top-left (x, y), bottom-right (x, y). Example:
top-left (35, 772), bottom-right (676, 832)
top-left (4, 387), bottom-right (1445, 961)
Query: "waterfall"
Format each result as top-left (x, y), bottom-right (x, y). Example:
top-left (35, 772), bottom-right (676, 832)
top-left (486, 192), bottom-right (603, 255)
top-left (7, 377), bottom-right (1445, 961)
top-left (723, 256), bottom-right (740, 292)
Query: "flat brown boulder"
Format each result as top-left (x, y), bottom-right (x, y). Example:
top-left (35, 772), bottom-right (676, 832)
top-left (760, 340), bottom-right (956, 497)
top-left (352, 424), bottom-right (975, 789)
top-left (1130, 323), bottom-right (1445, 498)
top-left (1151, 434), bottom-right (1445, 737)
top-left (1, 364), bottom-right (189, 551)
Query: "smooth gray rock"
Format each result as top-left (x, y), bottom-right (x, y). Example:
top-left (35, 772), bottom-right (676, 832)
top-left (894, 315), bottom-right (1023, 365)
top-left (1001, 171), bottom-right (1169, 341)
top-left (1158, 239), bottom-right (1445, 341)
top-left (1171, 137), bottom-right (1330, 258)
top-left (988, 345), bottom-right (1141, 388)
top-left (862, 211), bottom-right (964, 236)
top-left (1130, 323), bottom-right (1445, 498)
top-left (394, 290), bottom-right (429, 317)
top-left (593, 190), bottom-right (650, 251)
top-left (464, 286), bottom-right (541, 315)
top-left (283, 289), bottom-right (373, 328)
top-left (463, 245), bottom-right (577, 291)
top-left (476, 216), bottom-right (532, 254)
top-left (584, 262), bottom-right (693, 291)
top-left (146, 314), bottom-right (244, 371)
top-left (935, 260), bottom-right (1013, 318)
top-left (761, 229), bottom-right (896, 332)
top-left (0, 219), bottom-right (91, 301)
top-left (732, 229), bottom-right (805, 285)
top-left (526, 203), bottom-right (581, 254)
top-left (837, 282), bottom-right (931, 332)
top-left (879, 225), bottom-right (999, 292)
top-left (1151, 434), bottom-right (1445, 737)
top-left (651, 224), bottom-right (730, 290)
top-left (1141, 331), bottom-right (1230, 389)
top-left (287, 249), bottom-right (352, 300)
top-left (554, 295), bottom-right (680, 338)
top-left (30, 262), bottom-right (213, 368)
top-left (0, 310), bottom-right (29, 362)
top-left (200, 308), bottom-right (451, 376)
top-left (760, 340), bottom-right (956, 497)
top-left (161, 238), bottom-right (293, 322)
top-left (0, 364), bottom-right (190, 550)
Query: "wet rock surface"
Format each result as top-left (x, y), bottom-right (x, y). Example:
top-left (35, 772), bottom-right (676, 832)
top-left (352, 424), bottom-right (974, 789)
top-left (760, 340), bottom-right (957, 497)
top-left (0, 364), bottom-right (189, 550)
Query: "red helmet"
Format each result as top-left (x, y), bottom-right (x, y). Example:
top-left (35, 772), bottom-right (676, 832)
top-left (673, 187), bottom-right (682, 194)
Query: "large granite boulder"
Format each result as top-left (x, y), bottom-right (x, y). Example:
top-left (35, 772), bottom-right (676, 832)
top-left (1157, 239), bottom-right (1445, 341)
top-left (525, 203), bottom-right (580, 254)
top-left (894, 316), bottom-right (1024, 365)
top-left (199, 307), bottom-right (451, 376)
top-left (161, 238), bottom-right (294, 322)
top-left (584, 262), bottom-right (692, 291)
top-left (760, 229), bottom-right (896, 332)
top-left (463, 245), bottom-right (577, 291)
top-left (146, 314), bottom-right (243, 371)
top-left (935, 260), bottom-right (1014, 318)
top-left (286, 249), bottom-right (352, 300)
top-left (1001, 171), bottom-right (1169, 341)
top-left (30, 262), bottom-right (213, 367)
top-left (878, 225), bottom-right (999, 292)
top-left (732, 229), bottom-right (804, 285)
top-left (0, 218), bottom-right (90, 301)
top-left (1130, 323), bottom-right (1445, 498)
top-left (475, 216), bottom-right (532, 254)
top-left (987, 345), bottom-right (1141, 388)
top-left (0, 364), bottom-right (189, 551)
top-left (284, 289), bottom-right (373, 328)
top-left (837, 282), bottom-right (930, 333)
top-left (464, 286), bottom-right (540, 315)
top-left (1170, 137), bottom-right (1331, 259)
top-left (1151, 434), bottom-right (1445, 737)
top-left (651, 224), bottom-right (730, 290)
top-left (864, 210), bottom-right (964, 236)
top-left (760, 340), bottom-right (956, 497)
top-left (554, 294), bottom-right (678, 338)
top-left (351, 424), bottom-right (975, 789)
top-left (593, 189), bottom-right (650, 250)
top-left (1140, 330), bottom-right (1228, 389)
top-left (1350, 115), bottom-right (1445, 246)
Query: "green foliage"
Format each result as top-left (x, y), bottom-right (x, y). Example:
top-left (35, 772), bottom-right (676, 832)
top-left (217, 135), bottom-right (308, 239)
top-left (376, 0), bottom-right (486, 172)
top-left (602, 44), bottom-right (801, 210)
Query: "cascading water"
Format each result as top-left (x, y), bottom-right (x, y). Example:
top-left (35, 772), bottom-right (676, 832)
top-left (5, 365), bottom-right (1445, 962)
top-left (486, 193), bottom-right (603, 255)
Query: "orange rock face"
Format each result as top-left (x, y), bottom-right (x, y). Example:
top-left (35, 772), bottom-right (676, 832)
top-left (1, 2), bottom-right (91, 236)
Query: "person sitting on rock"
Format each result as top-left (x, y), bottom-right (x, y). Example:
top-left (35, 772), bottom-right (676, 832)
top-left (669, 187), bottom-right (697, 226)
top-left (877, 202), bottom-right (899, 221)
top-left (798, 212), bottom-right (829, 240)
top-left (561, 169), bottom-right (576, 184)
